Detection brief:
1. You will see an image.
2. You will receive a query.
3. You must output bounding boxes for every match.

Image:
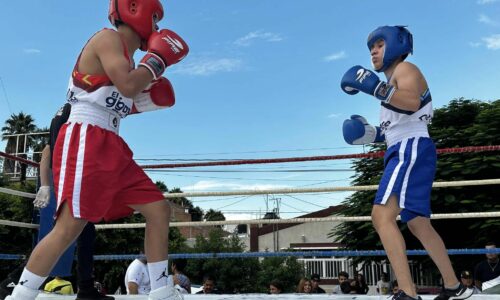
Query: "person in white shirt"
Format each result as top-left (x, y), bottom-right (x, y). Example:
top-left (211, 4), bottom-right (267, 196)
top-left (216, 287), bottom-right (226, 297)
top-left (124, 258), bottom-right (150, 295)
top-left (376, 272), bottom-right (391, 295)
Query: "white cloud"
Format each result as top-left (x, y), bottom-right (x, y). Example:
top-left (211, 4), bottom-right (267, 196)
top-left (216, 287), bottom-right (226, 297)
top-left (324, 51), bottom-right (347, 62)
top-left (478, 14), bottom-right (498, 26)
top-left (172, 58), bottom-right (242, 76)
top-left (234, 31), bottom-right (283, 47)
top-left (482, 34), bottom-right (500, 49)
top-left (469, 41), bottom-right (482, 47)
top-left (182, 180), bottom-right (291, 192)
top-left (328, 113), bottom-right (341, 119)
top-left (23, 48), bottom-right (41, 54)
top-left (477, 0), bottom-right (499, 4)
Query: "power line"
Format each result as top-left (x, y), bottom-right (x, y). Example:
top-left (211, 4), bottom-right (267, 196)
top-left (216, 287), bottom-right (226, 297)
top-left (147, 172), bottom-right (352, 182)
top-left (283, 194), bottom-right (327, 209)
top-left (135, 146), bottom-right (363, 158)
top-left (0, 76), bottom-right (12, 114)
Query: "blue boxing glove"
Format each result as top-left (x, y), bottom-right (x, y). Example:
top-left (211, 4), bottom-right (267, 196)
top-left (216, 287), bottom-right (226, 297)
top-left (342, 115), bottom-right (385, 145)
top-left (340, 65), bottom-right (395, 103)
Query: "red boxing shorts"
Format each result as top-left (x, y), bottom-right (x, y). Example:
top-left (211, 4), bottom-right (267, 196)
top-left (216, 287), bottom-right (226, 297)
top-left (52, 122), bottom-right (164, 222)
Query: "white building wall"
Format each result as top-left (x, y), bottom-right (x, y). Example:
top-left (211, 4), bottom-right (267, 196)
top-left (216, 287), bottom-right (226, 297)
top-left (257, 221), bottom-right (341, 252)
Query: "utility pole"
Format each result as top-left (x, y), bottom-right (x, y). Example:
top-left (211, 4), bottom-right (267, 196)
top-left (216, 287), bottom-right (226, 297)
top-left (265, 195), bottom-right (281, 251)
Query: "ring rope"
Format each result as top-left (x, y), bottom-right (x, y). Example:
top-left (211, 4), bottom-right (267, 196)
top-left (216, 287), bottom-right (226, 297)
top-left (163, 178), bottom-right (500, 198)
top-left (1, 248), bottom-right (500, 261)
top-left (1, 178), bottom-right (498, 201)
top-left (1, 145), bottom-right (499, 170)
top-left (0, 151), bottom-right (39, 167)
top-left (2, 211), bottom-right (499, 230)
top-left (0, 187), bottom-right (36, 198)
top-left (140, 145), bottom-right (500, 169)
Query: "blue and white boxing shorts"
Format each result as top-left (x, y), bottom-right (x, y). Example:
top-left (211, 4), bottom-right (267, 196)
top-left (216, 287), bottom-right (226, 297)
top-left (374, 137), bottom-right (436, 222)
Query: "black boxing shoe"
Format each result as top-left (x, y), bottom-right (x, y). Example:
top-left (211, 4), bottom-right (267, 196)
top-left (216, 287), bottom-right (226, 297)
top-left (434, 283), bottom-right (473, 300)
top-left (76, 288), bottom-right (114, 300)
top-left (392, 290), bottom-right (422, 300)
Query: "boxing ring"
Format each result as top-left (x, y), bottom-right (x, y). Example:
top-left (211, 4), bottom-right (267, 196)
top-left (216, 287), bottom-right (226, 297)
top-left (1, 145), bottom-right (499, 299)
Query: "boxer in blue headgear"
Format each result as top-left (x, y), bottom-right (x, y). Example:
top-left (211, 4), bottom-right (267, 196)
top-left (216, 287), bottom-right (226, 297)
top-left (367, 26), bottom-right (413, 72)
top-left (339, 26), bottom-right (474, 300)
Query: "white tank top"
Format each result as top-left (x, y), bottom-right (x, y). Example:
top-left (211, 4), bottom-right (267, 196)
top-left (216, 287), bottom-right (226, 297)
top-left (380, 88), bottom-right (433, 147)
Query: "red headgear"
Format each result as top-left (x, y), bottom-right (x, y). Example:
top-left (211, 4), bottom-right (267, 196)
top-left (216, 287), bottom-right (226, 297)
top-left (108, 0), bottom-right (164, 50)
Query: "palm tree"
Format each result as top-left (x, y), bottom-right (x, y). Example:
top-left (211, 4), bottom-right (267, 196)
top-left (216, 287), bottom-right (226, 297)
top-left (1, 112), bottom-right (37, 181)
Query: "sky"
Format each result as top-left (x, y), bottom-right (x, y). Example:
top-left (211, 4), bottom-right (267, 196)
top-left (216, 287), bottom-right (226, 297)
top-left (1, 0), bottom-right (499, 222)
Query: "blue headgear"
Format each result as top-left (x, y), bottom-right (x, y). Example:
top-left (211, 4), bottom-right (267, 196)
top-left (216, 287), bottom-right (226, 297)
top-left (367, 26), bottom-right (413, 72)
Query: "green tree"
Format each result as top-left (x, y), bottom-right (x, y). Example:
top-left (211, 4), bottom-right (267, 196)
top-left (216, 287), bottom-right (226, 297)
top-left (155, 180), bottom-right (168, 192)
top-left (167, 187), bottom-right (203, 221)
top-left (256, 256), bottom-right (304, 293)
top-left (330, 99), bottom-right (500, 275)
top-left (0, 181), bottom-right (37, 281)
top-left (185, 228), bottom-right (260, 293)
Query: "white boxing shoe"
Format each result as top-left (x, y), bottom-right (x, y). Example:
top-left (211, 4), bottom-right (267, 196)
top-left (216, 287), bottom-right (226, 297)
top-left (148, 276), bottom-right (183, 300)
top-left (5, 284), bottom-right (39, 300)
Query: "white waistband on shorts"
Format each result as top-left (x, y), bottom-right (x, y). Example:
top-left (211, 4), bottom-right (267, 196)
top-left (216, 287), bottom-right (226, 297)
top-left (67, 102), bottom-right (121, 134)
top-left (385, 122), bottom-right (429, 147)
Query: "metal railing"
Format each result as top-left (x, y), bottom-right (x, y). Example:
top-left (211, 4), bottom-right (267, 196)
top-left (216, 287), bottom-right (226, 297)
top-left (298, 257), bottom-right (439, 286)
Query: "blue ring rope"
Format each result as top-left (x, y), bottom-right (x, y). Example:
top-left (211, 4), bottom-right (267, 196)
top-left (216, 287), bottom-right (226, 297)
top-left (1, 248), bottom-right (499, 261)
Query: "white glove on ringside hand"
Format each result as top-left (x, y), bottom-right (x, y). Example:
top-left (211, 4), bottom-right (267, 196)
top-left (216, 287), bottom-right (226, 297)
top-left (33, 186), bottom-right (51, 208)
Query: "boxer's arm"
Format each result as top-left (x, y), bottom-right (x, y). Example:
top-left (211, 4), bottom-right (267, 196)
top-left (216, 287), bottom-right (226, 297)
top-left (93, 30), bottom-right (153, 98)
top-left (127, 282), bottom-right (139, 295)
top-left (39, 145), bottom-right (51, 187)
top-left (388, 62), bottom-right (426, 112)
top-left (33, 145), bottom-right (52, 208)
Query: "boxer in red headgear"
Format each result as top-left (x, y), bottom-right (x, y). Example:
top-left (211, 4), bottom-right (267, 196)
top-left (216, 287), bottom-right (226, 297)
top-left (7, 1), bottom-right (189, 300)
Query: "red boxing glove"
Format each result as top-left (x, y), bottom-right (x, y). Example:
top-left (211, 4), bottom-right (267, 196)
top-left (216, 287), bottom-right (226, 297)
top-left (130, 77), bottom-right (175, 114)
top-left (139, 29), bottom-right (189, 79)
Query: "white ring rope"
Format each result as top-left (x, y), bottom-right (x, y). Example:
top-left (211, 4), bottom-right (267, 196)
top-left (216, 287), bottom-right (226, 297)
top-left (163, 178), bottom-right (500, 198)
top-left (1, 211), bottom-right (499, 230)
top-left (0, 219), bottom-right (39, 229)
top-left (1, 179), bottom-right (497, 200)
top-left (0, 187), bottom-right (36, 198)
top-left (1, 178), bottom-right (499, 229)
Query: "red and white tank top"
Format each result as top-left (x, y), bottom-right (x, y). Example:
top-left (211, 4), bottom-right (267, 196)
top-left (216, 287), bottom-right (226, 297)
top-left (65, 29), bottom-right (134, 134)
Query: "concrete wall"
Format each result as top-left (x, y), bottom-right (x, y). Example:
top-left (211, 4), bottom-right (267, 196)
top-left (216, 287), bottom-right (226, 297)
top-left (257, 221), bottom-right (341, 251)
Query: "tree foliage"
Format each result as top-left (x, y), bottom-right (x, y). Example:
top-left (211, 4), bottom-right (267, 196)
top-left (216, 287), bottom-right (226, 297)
top-left (185, 228), bottom-right (260, 293)
top-left (0, 181), bottom-right (37, 281)
top-left (330, 99), bottom-right (500, 276)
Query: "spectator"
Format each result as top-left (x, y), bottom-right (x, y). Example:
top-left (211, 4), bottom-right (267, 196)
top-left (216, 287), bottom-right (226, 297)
top-left (351, 273), bottom-right (369, 294)
top-left (269, 280), bottom-right (283, 294)
top-left (460, 271), bottom-right (480, 294)
top-left (310, 273), bottom-right (326, 293)
top-left (296, 278), bottom-right (312, 293)
top-left (171, 259), bottom-right (191, 294)
top-left (332, 271), bottom-right (349, 294)
top-left (392, 280), bottom-right (400, 295)
top-left (124, 258), bottom-right (149, 295)
top-left (44, 276), bottom-right (74, 295)
top-left (196, 275), bottom-right (220, 294)
top-left (341, 281), bottom-right (354, 294)
top-left (377, 272), bottom-right (391, 295)
top-left (474, 242), bottom-right (500, 292)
